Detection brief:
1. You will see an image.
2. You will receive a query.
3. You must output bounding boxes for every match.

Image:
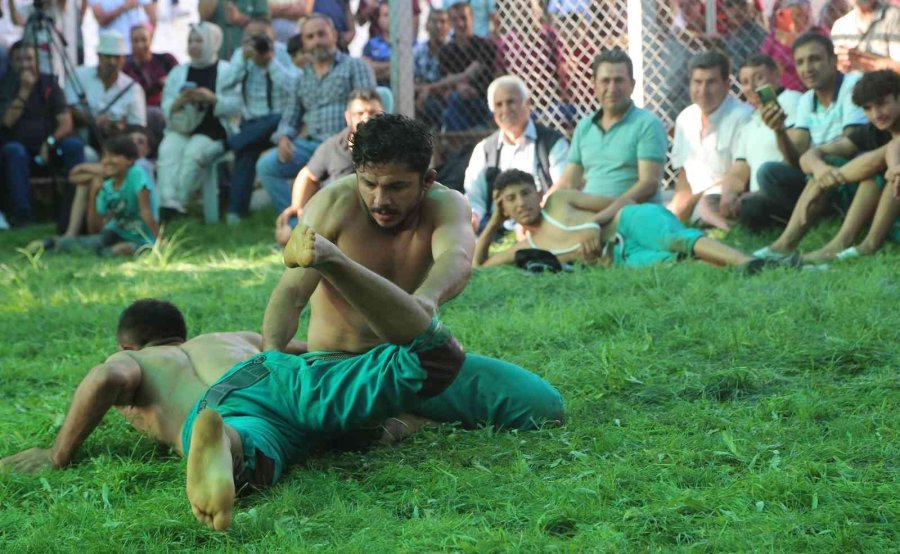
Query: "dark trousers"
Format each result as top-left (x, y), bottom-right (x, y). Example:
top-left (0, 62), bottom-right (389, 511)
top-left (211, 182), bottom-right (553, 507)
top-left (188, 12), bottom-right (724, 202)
top-left (739, 161), bottom-right (807, 232)
top-left (0, 137), bottom-right (84, 224)
top-left (226, 113), bottom-right (281, 217)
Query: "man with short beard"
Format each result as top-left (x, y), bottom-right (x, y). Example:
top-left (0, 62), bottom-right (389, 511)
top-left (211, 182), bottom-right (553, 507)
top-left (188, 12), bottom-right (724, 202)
top-left (463, 75), bottom-right (569, 235)
top-left (255, 14), bottom-right (375, 221)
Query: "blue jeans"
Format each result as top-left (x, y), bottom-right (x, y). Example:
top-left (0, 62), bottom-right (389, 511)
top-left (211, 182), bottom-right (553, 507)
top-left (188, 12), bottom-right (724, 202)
top-left (226, 113), bottom-right (281, 217)
top-left (1, 137), bottom-right (84, 222)
top-left (442, 91), bottom-right (490, 131)
top-left (256, 137), bottom-right (321, 216)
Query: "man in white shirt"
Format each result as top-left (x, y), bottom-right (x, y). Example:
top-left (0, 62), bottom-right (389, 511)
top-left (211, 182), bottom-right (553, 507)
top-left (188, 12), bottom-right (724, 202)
top-left (707, 54), bottom-right (803, 230)
top-left (831, 0), bottom-right (900, 73)
top-left (65, 30), bottom-right (146, 152)
top-left (90, 0), bottom-right (156, 55)
top-left (668, 50), bottom-right (753, 224)
top-left (463, 75), bottom-right (569, 234)
top-left (739, 32), bottom-right (868, 233)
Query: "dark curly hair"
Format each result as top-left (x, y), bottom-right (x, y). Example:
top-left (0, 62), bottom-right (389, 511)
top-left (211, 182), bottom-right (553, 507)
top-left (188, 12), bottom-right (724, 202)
top-left (493, 169), bottom-right (536, 193)
top-left (852, 70), bottom-right (900, 107)
top-left (102, 134), bottom-right (140, 161)
top-left (117, 299), bottom-right (187, 347)
top-left (350, 114), bottom-right (433, 175)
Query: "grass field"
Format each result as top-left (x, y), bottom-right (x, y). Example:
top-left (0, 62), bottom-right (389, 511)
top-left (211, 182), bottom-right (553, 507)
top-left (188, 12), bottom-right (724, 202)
top-left (1, 214), bottom-right (898, 552)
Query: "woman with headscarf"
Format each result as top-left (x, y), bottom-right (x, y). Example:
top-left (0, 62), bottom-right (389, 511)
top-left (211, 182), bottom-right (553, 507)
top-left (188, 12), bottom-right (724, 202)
top-left (156, 22), bottom-right (240, 215)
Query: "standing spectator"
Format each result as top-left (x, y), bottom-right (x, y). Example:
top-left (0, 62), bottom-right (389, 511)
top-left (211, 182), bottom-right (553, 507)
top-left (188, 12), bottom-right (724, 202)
top-left (190, 18), bottom-right (294, 223)
top-left (761, 0), bottom-right (829, 91)
top-left (311, 0), bottom-right (354, 49)
top-left (832, 0), bottom-right (900, 73)
top-left (740, 33), bottom-right (867, 233)
top-left (0, 41), bottom-right (84, 229)
top-left (123, 23), bottom-right (178, 149)
top-left (199, 0), bottom-right (269, 60)
top-left (444, 0), bottom-right (497, 38)
top-left (432, 2), bottom-right (496, 131)
top-left (255, 14), bottom-right (375, 219)
top-left (6, 0), bottom-right (70, 79)
top-left (362, 2), bottom-right (391, 85)
top-left (66, 31), bottom-right (147, 151)
top-left (414, 8), bottom-right (450, 127)
top-left (356, 0), bottom-right (420, 39)
top-left (268, 0), bottom-right (312, 43)
top-left (155, 22), bottom-right (240, 214)
top-left (709, 54), bottom-right (803, 230)
top-left (554, 49), bottom-right (667, 216)
top-left (668, 51), bottom-right (753, 224)
top-left (90, 0), bottom-right (156, 55)
top-left (721, 0), bottom-right (768, 71)
top-left (464, 75), bottom-right (569, 234)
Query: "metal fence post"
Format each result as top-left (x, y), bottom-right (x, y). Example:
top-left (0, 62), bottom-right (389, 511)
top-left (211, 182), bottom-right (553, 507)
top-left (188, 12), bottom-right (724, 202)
top-left (627, 0), bottom-right (645, 108)
top-left (390, 0), bottom-right (415, 117)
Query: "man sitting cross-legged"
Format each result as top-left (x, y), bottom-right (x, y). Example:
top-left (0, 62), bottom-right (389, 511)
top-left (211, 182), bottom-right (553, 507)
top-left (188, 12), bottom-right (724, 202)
top-left (474, 169), bottom-right (784, 272)
top-left (753, 69), bottom-right (900, 263)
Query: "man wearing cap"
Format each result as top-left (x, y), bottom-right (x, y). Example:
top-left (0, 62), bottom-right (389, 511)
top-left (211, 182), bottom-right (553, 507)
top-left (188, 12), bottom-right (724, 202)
top-left (66, 30), bottom-right (147, 149)
top-left (831, 0), bottom-right (900, 73)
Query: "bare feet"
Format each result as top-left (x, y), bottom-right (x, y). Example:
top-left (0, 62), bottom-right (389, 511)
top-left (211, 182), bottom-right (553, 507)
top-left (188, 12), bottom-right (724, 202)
top-left (802, 242), bottom-right (850, 264)
top-left (283, 224), bottom-right (340, 268)
top-left (379, 414), bottom-right (435, 444)
top-left (186, 410), bottom-right (236, 531)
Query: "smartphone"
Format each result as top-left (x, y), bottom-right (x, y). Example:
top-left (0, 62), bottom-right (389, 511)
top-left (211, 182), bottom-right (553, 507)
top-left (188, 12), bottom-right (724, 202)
top-left (755, 84), bottom-right (778, 105)
top-left (181, 81), bottom-right (197, 91)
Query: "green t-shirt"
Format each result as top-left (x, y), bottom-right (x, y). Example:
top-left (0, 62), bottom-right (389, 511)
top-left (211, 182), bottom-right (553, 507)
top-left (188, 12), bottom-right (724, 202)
top-left (210, 0), bottom-right (270, 60)
top-left (96, 164), bottom-right (159, 246)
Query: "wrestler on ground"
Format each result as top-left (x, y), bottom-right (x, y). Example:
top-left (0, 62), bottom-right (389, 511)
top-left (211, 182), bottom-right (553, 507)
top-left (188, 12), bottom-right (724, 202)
top-left (263, 115), bottom-right (564, 430)
top-left (474, 169), bottom-right (788, 272)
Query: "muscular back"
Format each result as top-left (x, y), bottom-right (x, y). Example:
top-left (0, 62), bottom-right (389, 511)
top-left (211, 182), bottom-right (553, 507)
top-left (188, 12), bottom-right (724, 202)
top-left (114, 332), bottom-right (262, 455)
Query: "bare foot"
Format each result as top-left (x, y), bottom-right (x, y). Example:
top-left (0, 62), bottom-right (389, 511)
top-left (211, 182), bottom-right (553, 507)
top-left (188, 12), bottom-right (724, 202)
top-left (186, 410), bottom-right (236, 531)
top-left (283, 224), bottom-right (339, 268)
top-left (379, 414), bottom-right (435, 444)
top-left (802, 243), bottom-right (848, 263)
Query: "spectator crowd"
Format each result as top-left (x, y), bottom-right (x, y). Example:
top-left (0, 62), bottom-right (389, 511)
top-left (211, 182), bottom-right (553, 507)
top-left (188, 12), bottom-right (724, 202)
top-left (1, 0), bottom-right (899, 269)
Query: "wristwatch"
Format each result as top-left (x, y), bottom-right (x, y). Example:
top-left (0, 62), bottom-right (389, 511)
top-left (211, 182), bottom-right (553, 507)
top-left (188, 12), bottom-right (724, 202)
top-left (46, 136), bottom-right (56, 146)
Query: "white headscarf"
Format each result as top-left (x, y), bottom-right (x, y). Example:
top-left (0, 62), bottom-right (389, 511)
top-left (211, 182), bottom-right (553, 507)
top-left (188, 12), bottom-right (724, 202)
top-left (189, 22), bottom-right (223, 69)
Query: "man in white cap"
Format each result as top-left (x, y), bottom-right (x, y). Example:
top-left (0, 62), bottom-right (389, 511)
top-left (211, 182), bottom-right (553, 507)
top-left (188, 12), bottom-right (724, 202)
top-left (65, 30), bottom-right (147, 148)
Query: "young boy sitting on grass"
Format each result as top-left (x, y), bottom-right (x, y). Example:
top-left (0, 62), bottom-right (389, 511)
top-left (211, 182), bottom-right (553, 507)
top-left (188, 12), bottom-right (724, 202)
top-left (34, 134), bottom-right (160, 256)
top-left (753, 70), bottom-right (900, 263)
top-left (473, 169), bottom-right (787, 273)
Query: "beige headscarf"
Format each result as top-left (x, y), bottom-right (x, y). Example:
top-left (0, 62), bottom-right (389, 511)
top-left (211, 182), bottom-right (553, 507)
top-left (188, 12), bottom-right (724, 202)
top-left (188, 22), bottom-right (223, 69)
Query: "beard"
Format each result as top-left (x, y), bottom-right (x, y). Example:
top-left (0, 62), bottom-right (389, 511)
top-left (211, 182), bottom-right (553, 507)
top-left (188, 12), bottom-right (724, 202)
top-left (309, 45), bottom-right (335, 63)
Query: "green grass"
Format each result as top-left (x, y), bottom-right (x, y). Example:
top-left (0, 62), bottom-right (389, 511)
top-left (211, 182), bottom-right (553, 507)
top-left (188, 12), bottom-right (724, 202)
top-left (1, 214), bottom-right (898, 552)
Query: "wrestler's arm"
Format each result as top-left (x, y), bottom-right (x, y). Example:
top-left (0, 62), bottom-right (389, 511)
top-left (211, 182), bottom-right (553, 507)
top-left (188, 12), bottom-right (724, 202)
top-left (414, 187), bottom-right (475, 311)
top-left (230, 331), bottom-right (307, 355)
top-left (0, 353), bottom-right (142, 473)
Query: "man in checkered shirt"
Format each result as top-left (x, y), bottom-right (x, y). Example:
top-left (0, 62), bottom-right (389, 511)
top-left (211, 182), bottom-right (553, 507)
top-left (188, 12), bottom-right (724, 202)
top-left (255, 14), bottom-right (376, 217)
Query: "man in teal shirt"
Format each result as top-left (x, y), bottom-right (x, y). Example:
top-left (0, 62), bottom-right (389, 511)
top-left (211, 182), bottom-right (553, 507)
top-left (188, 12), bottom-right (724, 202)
top-left (200, 0), bottom-right (269, 60)
top-left (552, 48), bottom-right (667, 222)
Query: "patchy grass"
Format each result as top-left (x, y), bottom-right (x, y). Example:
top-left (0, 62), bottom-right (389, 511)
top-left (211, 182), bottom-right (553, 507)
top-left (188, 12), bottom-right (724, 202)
top-left (1, 214), bottom-right (898, 551)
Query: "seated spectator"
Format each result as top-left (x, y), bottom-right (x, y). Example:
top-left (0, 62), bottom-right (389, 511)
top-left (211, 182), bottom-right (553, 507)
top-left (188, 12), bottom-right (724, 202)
top-left (231, 17), bottom-right (297, 69)
top-left (362, 2), bottom-right (391, 86)
top-left (473, 169), bottom-right (780, 273)
top-left (720, 0), bottom-right (767, 71)
top-left (311, 0), bottom-right (355, 49)
top-left (753, 70), bottom-right (900, 262)
top-left (761, 0), bottom-right (829, 91)
top-left (272, 88), bottom-right (383, 245)
top-left (832, 0), bottom-right (900, 73)
top-left (703, 54), bottom-right (803, 231)
top-left (256, 14), bottom-right (375, 223)
top-left (268, 0), bottom-right (312, 44)
top-left (286, 33), bottom-right (310, 69)
top-left (187, 18), bottom-right (293, 223)
top-left (155, 22), bottom-right (240, 215)
top-left (819, 0), bottom-right (852, 31)
top-left (413, 8), bottom-right (450, 128)
top-left (554, 49), bottom-right (667, 216)
top-left (464, 75), bottom-right (568, 234)
top-left (445, 0), bottom-right (497, 39)
top-left (123, 23), bottom-right (178, 148)
top-left (66, 30), bottom-right (147, 153)
top-left (199, 0), bottom-right (269, 60)
top-left (356, 0), bottom-right (420, 40)
top-left (668, 50), bottom-right (753, 224)
top-left (90, 0), bottom-right (156, 55)
top-left (739, 33), bottom-right (868, 232)
top-left (430, 2), bottom-right (496, 131)
top-left (34, 134), bottom-right (159, 256)
top-left (0, 41), bottom-right (85, 229)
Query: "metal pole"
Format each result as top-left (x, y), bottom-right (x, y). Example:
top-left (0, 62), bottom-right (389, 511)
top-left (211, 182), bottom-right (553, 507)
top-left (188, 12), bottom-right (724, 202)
top-left (627, 0), bottom-right (645, 107)
top-left (705, 0), bottom-right (717, 36)
top-left (390, 0), bottom-right (415, 117)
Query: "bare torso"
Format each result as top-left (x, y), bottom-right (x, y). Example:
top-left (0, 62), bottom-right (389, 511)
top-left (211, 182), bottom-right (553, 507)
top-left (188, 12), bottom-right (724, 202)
top-left (521, 194), bottom-right (619, 263)
top-left (113, 332), bottom-right (262, 455)
top-left (305, 177), bottom-right (450, 353)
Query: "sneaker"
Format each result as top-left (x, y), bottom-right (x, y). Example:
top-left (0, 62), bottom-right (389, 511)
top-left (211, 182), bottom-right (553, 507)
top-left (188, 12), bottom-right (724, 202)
top-left (0, 211), bottom-right (9, 230)
top-left (195, 140), bottom-right (226, 168)
top-left (835, 246), bottom-right (860, 261)
top-left (752, 246), bottom-right (794, 261)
